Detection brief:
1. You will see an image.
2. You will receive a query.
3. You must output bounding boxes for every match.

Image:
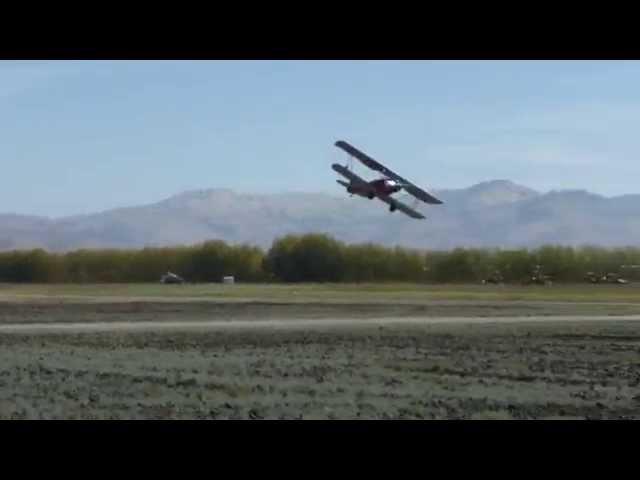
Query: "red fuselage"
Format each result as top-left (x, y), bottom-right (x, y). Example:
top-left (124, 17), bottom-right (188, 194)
top-left (347, 178), bottom-right (402, 198)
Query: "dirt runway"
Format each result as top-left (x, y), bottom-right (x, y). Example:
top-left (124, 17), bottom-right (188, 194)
top-left (1, 299), bottom-right (640, 419)
top-left (2, 314), bottom-right (640, 334)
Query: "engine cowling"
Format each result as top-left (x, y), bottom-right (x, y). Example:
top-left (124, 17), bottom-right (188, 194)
top-left (384, 179), bottom-right (402, 194)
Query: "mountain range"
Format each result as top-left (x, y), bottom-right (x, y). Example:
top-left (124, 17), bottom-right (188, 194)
top-left (2, 180), bottom-right (640, 251)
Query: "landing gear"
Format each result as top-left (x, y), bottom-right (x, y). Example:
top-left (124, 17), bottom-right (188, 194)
top-left (389, 205), bottom-right (396, 212)
top-left (368, 193), bottom-right (375, 199)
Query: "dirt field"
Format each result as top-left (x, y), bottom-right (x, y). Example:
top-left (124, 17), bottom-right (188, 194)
top-left (1, 284), bottom-right (640, 420)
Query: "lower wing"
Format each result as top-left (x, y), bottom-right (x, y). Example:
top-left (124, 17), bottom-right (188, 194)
top-left (331, 163), bottom-right (369, 186)
top-left (332, 163), bottom-right (424, 219)
top-left (376, 194), bottom-right (426, 219)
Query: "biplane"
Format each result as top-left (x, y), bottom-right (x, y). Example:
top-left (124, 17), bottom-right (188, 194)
top-left (332, 140), bottom-right (443, 219)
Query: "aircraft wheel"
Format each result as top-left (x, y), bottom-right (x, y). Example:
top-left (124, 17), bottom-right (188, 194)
top-left (389, 205), bottom-right (396, 212)
top-left (368, 193), bottom-right (375, 199)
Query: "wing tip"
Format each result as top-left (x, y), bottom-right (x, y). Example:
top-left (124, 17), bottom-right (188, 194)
top-left (334, 140), bottom-right (351, 151)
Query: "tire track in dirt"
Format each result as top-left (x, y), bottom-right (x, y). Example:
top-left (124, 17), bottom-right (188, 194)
top-left (2, 314), bottom-right (640, 334)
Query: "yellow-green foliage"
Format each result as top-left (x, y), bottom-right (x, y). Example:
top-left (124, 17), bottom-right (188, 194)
top-left (1, 236), bottom-right (640, 283)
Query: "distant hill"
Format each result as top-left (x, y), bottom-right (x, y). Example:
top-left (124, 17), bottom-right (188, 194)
top-left (2, 180), bottom-right (640, 251)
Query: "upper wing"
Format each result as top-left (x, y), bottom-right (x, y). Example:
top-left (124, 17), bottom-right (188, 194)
top-left (335, 140), bottom-right (389, 174)
top-left (334, 140), bottom-right (443, 205)
top-left (331, 163), bottom-right (369, 186)
top-left (402, 183), bottom-right (443, 205)
top-left (376, 194), bottom-right (426, 220)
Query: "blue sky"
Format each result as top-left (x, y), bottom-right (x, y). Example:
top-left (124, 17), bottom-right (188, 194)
top-left (2, 60), bottom-right (640, 217)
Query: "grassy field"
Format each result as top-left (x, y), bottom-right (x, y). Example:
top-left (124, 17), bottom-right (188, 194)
top-left (2, 319), bottom-right (640, 419)
top-left (1, 282), bottom-right (640, 419)
top-left (2, 282), bottom-right (640, 303)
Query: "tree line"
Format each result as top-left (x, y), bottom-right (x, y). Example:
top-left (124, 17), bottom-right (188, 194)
top-left (0, 234), bottom-right (639, 283)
